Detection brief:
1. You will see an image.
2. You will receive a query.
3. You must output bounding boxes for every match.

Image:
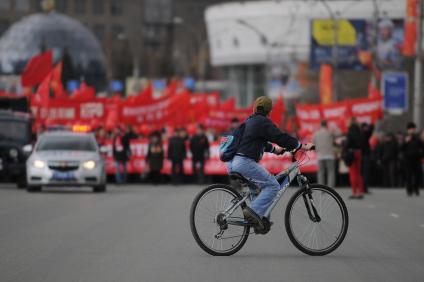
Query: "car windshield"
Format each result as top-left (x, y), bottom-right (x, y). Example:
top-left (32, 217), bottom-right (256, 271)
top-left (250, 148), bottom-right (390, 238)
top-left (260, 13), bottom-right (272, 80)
top-left (36, 135), bottom-right (97, 151)
top-left (0, 120), bottom-right (30, 143)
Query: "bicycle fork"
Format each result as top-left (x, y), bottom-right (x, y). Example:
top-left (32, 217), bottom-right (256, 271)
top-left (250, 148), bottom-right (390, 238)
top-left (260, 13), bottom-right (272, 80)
top-left (302, 189), bottom-right (321, 223)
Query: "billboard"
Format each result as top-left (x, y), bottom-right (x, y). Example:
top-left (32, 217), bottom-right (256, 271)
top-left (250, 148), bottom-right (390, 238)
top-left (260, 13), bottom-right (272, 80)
top-left (381, 71), bottom-right (408, 114)
top-left (310, 19), bottom-right (404, 70)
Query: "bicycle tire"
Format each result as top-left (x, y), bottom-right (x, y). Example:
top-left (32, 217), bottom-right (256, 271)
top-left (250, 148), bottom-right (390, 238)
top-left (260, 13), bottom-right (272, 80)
top-left (190, 184), bottom-right (250, 256)
top-left (285, 184), bottom-right (349, 256)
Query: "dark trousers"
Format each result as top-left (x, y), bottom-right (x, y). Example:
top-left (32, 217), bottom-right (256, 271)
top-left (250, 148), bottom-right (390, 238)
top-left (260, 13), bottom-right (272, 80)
top-left (149, 170), bottom-right (162, 184)
top-left (382, 160), bottom-right (397, 188)
top-left (405, 160), bottom-right (421, 196)
top-left (171, 160), bottom-right (184, 185)
top-left (192, 160), bottom-right (205, 184)
top-left (361, 155), bottom-right (371, 192)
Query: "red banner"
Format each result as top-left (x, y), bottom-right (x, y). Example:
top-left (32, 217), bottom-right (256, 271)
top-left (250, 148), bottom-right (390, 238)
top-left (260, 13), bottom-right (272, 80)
top-left (296, 96), bottom-right (383, 137)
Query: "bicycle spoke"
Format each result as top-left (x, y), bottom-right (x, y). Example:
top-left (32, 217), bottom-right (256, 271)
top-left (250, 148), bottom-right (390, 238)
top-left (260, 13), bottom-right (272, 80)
top-left (288, 187), bottom-right (347, 254)
top-left (193, 187), bottom-right (249, 255)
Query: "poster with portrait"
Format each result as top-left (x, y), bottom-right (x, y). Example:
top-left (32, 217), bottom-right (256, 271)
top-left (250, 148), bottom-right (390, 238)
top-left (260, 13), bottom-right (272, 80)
top-left (310, 19), bottom-right (404, 70)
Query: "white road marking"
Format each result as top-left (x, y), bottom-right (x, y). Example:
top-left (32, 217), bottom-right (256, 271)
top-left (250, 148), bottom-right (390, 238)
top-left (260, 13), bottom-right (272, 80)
top-left (389, 213), bottom-right (400, 218)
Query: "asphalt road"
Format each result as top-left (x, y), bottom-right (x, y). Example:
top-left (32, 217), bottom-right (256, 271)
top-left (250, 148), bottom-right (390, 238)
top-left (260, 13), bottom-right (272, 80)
top-left (0, 183), bottom-right (423, 282)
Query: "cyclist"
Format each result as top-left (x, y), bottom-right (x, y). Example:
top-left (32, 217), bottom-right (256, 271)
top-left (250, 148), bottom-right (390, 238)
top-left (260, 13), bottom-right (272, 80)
top-left (227, 96), bottom-right (314, 231)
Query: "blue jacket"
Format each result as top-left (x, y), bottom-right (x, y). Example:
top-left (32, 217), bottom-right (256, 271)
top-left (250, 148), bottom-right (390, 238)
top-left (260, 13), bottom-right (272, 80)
top-left (236, 113), bottom-right (300, 162)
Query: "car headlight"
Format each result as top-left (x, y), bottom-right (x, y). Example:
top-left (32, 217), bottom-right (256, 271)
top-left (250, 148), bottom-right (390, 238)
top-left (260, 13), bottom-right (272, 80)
top-left (9, 148), bottom-right (18, 158)
top-left (33, 160), bottom-right (45, 169)
top-left (83, 160), bottom-right (96, 170)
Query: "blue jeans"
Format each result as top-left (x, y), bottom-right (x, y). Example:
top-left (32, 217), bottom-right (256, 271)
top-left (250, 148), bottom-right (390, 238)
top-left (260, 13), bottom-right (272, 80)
top-left (227, 155), bottom-right (281, 218)
top-left (115, 161), bottom-right (127, 184)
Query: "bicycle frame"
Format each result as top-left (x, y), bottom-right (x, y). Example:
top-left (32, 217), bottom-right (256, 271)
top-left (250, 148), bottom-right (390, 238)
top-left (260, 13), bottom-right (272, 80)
top-left (223, 160), bottom-right (310, 223)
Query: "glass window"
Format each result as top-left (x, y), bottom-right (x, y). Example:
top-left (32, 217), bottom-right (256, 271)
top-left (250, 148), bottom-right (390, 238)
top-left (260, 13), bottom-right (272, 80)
top-left (37, 135), bottom-right (97, 151)
top-left (0, 0), bottom-right (11, 11)
top-left (110, 0), bottom-right (123, 15)
top-left (55, 0), bottom-right (67, 13)
top-left (74, 0), bottom-right (85, 14)
top-left (0, 120), bottom-right (29, 142)
top-left (93, 24), bottom-right (105, 40)
top-left (15, 0), bottom-right (30, 12)
top-left (92, 0), bottom-right (104, 15)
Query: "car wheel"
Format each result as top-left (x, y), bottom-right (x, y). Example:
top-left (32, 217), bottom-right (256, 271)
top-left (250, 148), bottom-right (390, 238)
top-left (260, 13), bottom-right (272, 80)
top-left (93, 185), bottom-right (106, 193)
top-left (27, 185), bottom-right (41, 192)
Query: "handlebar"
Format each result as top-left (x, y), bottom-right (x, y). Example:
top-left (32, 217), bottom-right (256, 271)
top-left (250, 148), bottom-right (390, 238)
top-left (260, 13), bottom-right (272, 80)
top-left (278, 144), bottom-right (315, 162)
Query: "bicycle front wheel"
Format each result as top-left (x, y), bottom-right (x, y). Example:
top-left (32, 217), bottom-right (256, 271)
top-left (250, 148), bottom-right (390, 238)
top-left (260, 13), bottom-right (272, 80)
top-left (190, 184), bottom-right (250, 256)
top-left (285, 184), bottom-right (349, 256)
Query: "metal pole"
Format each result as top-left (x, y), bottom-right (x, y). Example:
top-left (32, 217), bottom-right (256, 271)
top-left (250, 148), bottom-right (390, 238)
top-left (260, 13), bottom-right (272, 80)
top-left (414, 0), bottom-right (424, 128)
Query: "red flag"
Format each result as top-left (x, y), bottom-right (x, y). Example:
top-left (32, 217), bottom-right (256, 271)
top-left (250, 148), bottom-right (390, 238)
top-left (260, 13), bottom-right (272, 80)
top-left (71, 82), bottom-right (95, 101)
top-left (134, 84), bottom-right (153, 103)
top-left (35, 62), bottom-right (66, 105)
top-left (270, 96), bottom-right (285, 127)
top-left (403, 0), bottom-right (418, 56)
top-left (319, 64), bottom-right (333, 105)
top-left (219, 97), bottom-right (236, 111)
top-left (21, 51), bottom-right (52, 87)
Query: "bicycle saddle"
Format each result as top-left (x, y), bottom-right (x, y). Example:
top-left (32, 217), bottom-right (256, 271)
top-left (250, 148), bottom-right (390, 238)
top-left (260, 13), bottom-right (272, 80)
top-left (229, 172), bottom-right (250, 183)
top-left (229, 172), bottom-right (260, 194)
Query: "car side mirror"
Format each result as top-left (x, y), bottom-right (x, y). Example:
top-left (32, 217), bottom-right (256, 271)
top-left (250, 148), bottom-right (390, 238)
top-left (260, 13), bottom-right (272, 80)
top-left (23, 144), bottom-right (33, 153)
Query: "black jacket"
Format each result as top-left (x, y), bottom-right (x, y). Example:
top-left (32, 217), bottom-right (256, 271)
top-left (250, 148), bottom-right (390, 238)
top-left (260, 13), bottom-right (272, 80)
top-left (402, 134), bottom-right (423, 162)
top-left (190, 134), bottom-right (209, 161)
top-left (167, 136), bottom-right (186, 162)
top-left (346, 124), bottom-right (362, 150)
top-left (236, 113), bottom-right (300, 162)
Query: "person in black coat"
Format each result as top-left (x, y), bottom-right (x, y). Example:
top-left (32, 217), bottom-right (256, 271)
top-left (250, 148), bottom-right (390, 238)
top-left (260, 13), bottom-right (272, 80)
top-left (402, 122), bottom-right (423, 196)
top-left (190, 124), bottom-right (210, 184)
top-left (346, 117), bottom-right (364, 199)
top-left (146, 132), bottom-right (164, 184)
top-left (112, 127), bottom-right (128, 184)
top-left (377, 133), bottom-right (398, 187)
top-left (167, 128), bottom-right (187, 185)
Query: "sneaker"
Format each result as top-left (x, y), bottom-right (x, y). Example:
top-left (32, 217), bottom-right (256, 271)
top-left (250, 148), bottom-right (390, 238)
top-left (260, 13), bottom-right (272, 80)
top-left (242, 206), bottom-right (265, 231)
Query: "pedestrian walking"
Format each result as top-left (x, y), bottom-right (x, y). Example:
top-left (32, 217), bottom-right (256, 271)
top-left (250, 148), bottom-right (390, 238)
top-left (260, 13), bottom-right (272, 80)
top-left (168, 128), bottom-right (187, 185)
top-left (112, 127), bottom-right (129, 184)
top-left (376, 133), bottom-right (398, 187)
top-left (146, 132), bottom-right (164, 184)
top-left (402, 122), bottom-right (423, 196)
top-left (313, 120), bottom-right (336, 188)
top-left (189, 124), bottom-right (210, 184)
top-left (346, 117), bottom-right (364, 199)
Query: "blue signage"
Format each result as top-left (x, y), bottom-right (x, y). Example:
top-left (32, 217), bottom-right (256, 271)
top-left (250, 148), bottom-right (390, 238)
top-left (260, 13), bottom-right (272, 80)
top-left (381, 71), bottom-right (408, 114)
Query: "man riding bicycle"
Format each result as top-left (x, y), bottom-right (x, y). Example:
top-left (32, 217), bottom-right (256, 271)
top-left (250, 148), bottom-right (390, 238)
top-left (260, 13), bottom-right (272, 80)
top-left (227, 96), bottom-right (314, 232)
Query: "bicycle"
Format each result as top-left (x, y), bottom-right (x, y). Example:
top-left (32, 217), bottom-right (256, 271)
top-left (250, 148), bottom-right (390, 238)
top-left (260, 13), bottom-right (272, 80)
top-left (189, 147), bottom-right (349, 256)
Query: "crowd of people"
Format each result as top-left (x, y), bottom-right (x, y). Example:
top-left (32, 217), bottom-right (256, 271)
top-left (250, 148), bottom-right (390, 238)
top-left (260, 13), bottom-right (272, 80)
top-left (314, 118), bottom-right (424, 198)
top-left (92, 116), bottom-right (424, 197)
top-left (95, 123), bottom-right (215, 185)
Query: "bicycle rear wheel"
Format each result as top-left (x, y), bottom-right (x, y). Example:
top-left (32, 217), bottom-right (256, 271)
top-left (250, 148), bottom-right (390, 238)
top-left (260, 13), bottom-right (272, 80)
top-left (190, 184), bottom-right (250, 256)
top-left (285, 184), bottom-right (348, 256)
